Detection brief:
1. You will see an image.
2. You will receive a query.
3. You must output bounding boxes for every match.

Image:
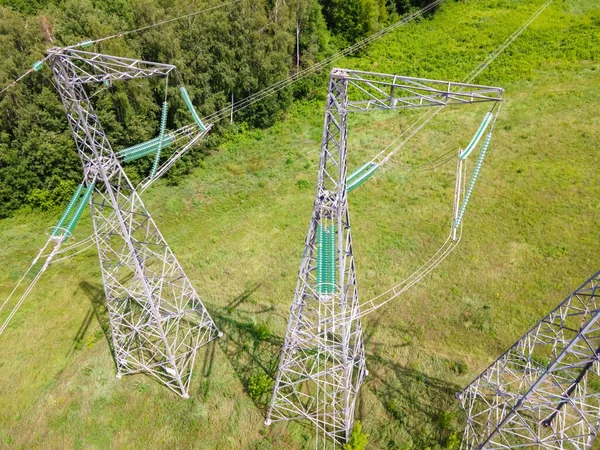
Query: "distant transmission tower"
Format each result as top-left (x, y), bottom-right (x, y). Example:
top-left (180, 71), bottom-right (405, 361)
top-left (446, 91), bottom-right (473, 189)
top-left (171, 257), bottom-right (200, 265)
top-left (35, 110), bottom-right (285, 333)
top-left (265, 68), bottom-right (504, 446)
top-left (457, 270), bottom-right (600, 449)
top-left (37, 47), bottom-right (220, 398)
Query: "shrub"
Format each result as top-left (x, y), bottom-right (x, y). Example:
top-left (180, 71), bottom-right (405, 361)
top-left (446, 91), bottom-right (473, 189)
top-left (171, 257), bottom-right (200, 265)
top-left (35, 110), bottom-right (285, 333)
top-left (296, 179), bottom-right (310, 190)
top-left (446, 431), bottom-right (461, 450)
top-left (247, 372), bottom-right (274, 401)
top-left (343, 421), bottom-right (369, 450)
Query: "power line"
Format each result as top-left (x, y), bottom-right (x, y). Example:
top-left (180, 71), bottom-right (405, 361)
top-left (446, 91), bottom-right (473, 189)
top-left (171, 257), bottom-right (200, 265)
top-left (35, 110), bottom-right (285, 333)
top-left (207, 0), bottom-right (552, 125)
top-left (203, 0), bottom-right (446, 123)
top-left (0, 0), bottom-right (243, 96)
top-left (65, 0), bottom-right (244, 49)
top-left (353, 0), bottom-right (553, 318)
top-left (463, 0), bottom-right (553, 82)
top-left (365, 0), bottom-right (554, 170)
top-left (0, 56), bottom-right (49, 97)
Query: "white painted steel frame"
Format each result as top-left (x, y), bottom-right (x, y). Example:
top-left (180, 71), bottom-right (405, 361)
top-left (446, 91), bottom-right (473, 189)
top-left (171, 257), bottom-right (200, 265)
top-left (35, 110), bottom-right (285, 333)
top-left (458, 270), bottom-right (600, 449)
top-left (48, 48), bottom-right (220, 398)
top-left (267, 68), bottom-right (503, 448)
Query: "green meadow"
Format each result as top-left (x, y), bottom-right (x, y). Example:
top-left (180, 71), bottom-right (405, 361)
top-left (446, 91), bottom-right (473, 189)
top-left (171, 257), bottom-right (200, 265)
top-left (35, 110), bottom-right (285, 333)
top-left (0, 0), bottom-right (599, 448)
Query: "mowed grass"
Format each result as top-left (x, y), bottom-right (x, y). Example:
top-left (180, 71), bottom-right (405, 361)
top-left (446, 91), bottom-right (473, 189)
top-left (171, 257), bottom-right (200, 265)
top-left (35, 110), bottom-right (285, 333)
top-left (0, 0), bottom-right (599, 448)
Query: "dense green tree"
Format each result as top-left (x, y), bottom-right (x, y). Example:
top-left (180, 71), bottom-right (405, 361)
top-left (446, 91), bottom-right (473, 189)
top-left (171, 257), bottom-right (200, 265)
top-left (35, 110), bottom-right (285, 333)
top-left (0, 0), bottom-right (437, 218)
top-left (0, 0), bottom-right (55, 15)
top-left (388, 0), bottom-right (437, 15)
top-left (0, 0), bottom-right (334, 217)
top-left (319, 0), bottom-right (387, 44)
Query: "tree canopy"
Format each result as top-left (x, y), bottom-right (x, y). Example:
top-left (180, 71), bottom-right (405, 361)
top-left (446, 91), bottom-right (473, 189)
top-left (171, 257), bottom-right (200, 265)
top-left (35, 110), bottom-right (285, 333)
top-left (0, 0), bottom-right (434, 218)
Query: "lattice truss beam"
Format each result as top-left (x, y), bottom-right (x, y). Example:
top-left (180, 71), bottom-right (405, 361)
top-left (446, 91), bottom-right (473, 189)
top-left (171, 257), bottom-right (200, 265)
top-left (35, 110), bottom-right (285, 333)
top-left (47, 48), bottom-right (175, 84)
top-left (267, 68), bottom-right (503, 447)
top-left (338, 69), bottom-right (503, 112)
top-left (48, 48), bottom-right (219, 398)
top-left (457, 270), bottom-right (600, 449)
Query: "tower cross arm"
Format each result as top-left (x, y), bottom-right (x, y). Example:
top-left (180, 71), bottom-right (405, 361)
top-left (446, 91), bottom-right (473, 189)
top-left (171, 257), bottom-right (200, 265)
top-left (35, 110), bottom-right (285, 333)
top-left (47, 48), bottom-right (176, 84)
top-left (331, 69), bottom-right (503, 112)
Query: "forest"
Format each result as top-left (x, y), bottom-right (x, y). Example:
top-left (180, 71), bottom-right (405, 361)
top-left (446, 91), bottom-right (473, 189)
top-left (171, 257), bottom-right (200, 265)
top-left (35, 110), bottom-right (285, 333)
top-left (0, 0), bottom-right (433, 218)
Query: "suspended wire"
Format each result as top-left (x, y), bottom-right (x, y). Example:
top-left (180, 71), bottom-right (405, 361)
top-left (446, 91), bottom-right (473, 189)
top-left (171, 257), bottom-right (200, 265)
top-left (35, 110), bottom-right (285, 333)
top-left (0, 0), bottom-right (552, 334)
top-left (0, 235), bottom-right (65, 336)
top-left (65, 0), bottom-right (244, 49)
top-left (359, 104), bottom-right (505, 317)
top-left (1, 0), bottom-right (441, 103)
top-left (41, 234), bottom-right (95, 257)
top-left (0, 175), bottom-right (99, 336)
top-left (463, 0), bottom-right (553, 82)
top-left (0, 55), bottom-right (50, 97)
top-left (367, 0), bottom-right (553, 173)
top-left (0, 0), bottom-right (242, 95)
top-left (52, 240), bottom-right (96, 263)
top-left (203, 0), bottom-right (447, 124)
top-left (0, 240), bottom-right (54, 317)
top-left (401, 146), bottom-right (458, 173)
top-left (357, 0), bottom-right (552, 314)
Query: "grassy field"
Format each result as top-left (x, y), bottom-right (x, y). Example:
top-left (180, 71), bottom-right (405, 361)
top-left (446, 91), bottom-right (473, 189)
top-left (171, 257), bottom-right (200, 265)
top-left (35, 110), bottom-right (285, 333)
top-left (0, 0), bottom-right (599, 448)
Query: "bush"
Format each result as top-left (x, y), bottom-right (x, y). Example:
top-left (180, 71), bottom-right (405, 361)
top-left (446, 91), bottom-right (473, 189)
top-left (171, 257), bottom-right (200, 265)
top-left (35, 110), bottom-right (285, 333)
top-left (27, 179), bottom-right (78, 211)
top-left (251, 322), bottom-right (271, 341)
top-left (343, 421), bottom-right (369, 450)
top-left (446, 431), bottom-right (461, 450)
top-left (296, 179), bottom-right (310, 190)
top-left (449, 360), bottom-right (468, 375)
top-left (247, 372), bottom-right (274, 401)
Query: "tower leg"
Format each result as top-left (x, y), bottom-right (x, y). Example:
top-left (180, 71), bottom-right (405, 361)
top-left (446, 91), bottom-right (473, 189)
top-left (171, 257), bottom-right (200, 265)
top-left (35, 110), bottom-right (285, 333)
top-left (267, 74), bottom-right (366, 446)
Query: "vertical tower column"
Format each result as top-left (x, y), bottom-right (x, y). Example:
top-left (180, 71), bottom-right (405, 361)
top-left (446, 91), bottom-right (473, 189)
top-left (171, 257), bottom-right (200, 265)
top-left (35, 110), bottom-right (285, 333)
top-left (49, 52), bottom-right (220, 398)
top-left (266, 74), bottom-right (367, 445)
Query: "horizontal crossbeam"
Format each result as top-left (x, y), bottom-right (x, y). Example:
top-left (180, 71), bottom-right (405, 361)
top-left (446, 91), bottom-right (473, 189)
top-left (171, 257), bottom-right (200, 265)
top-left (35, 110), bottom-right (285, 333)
top-left (46, 48), bottom-right (175, 84)
top-left (331, 68), bottom-right (503, 112)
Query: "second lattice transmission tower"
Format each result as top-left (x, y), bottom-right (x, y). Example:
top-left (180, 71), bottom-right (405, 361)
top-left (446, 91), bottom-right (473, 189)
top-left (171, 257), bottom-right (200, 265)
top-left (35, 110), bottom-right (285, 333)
top-left (44, 47), bottom-right (220, 398)
top-left (266, 68), bottom-right (504, 446)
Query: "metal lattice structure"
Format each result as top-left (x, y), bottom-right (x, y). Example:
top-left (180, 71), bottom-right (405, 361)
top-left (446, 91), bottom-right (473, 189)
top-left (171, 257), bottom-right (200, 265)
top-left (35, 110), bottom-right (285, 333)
top-left (266, 69), bottom-right (504, 446)
top-left (457, 270), bottom-right (600, 449)
top-left (46, 47), bottom-right (220, 398)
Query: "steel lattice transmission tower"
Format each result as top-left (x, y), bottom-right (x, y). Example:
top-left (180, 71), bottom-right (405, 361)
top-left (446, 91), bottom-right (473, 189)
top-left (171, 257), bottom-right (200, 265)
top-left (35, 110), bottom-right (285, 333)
top-left (46, 47), bottom-right (220, 398)
top-left (265, 68), bottom-right (504, 446)
top-left (457, 270), bottom-right (600, 449)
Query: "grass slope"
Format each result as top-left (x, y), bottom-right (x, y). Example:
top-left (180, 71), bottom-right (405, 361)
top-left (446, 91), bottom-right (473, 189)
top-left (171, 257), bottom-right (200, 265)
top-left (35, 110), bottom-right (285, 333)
top-left (0, 0), bottom-right (599, 448)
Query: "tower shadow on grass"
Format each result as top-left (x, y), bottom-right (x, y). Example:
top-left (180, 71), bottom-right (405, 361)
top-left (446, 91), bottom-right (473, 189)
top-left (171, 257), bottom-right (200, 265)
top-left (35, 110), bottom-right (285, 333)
top-left (73, 281), bottom-right (116, 368)
top-left (76, 280), bottom-right (225, 396)
top-left (364, 347), bottom-right (462, 448)
top-left (206, 283), bottom-right (283, 415)
top-left (355, 315), bottom-right (463, 448)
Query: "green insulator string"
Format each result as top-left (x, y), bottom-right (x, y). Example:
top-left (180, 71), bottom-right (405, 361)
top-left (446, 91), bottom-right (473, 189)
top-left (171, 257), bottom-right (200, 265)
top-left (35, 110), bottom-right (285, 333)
top-left (180, 87), bottom-right (207, 132)
top-left (328, 224), bottom-right (336, 294)
top-left (179, 86), bottom-right (206, 131)
top-left (52, 183), bottom-right (84, 237)
top-left (150, 101), bottom-right (169, 179)
top-left (454, 132), bottom-right (493, 228)
top-left (118, 137), bottom-right (161, 158)
top-left (118, 135), bottom-right (174, 162)
top-left (31, 60), bottom-right (44, 72)
top-left (65, 182), bottom-right (95, 236)
top-left (347, 162), bottom-right (379, 193)
top-left (317, 224), bottom-right (325, 294)
top-left (347, 162), bottom-right (373, 184)
top-left (79, 39), bottom-right (93, 49)
top-left (459, 112), bottom-right (492, 160)
top-left (316, 223), bottom-right (338, 295)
